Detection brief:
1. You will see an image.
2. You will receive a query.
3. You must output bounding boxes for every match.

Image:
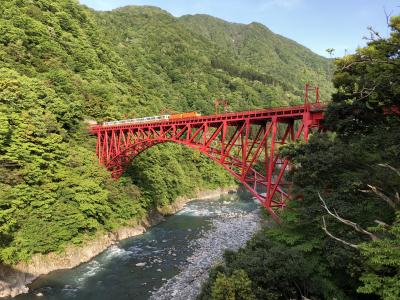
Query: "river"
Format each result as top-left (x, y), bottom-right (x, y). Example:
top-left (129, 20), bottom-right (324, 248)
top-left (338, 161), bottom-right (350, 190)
top-left (14, 193), bottom-right (260, 300)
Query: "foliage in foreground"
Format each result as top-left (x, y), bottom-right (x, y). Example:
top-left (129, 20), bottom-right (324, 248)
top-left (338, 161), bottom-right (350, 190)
top-left (199, 15), bottom-right (400, 300)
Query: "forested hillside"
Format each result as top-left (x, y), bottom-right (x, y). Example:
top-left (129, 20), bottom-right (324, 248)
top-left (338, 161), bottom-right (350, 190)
top-left (0, 0), bottom-right (332, 265)
top-left (199, 16), bottom-right (400, 300)
top-left (179, 14), bottom-right (332, 99)
top-left (94, 6), bottom-right (333, 115)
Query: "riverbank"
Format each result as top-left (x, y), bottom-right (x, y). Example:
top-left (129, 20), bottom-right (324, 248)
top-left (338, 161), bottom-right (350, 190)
top-left (0, 187), bottom-right (236, 298)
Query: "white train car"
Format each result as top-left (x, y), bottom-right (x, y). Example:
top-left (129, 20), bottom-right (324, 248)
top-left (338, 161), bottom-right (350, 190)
top-left (103, 115), bottom-right (170, 126)
top-left (102, 112), bottom-right (201, 126)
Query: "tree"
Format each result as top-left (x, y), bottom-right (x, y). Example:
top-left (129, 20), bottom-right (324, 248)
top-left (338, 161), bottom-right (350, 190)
top-left (326, 16), bottom-right (400, 136)
top-left (319, 165), bottom-right (400, 300)
top-left (211, 270), bottom-right (256, 300)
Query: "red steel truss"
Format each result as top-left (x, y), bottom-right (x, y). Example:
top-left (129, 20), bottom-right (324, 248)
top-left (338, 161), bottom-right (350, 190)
top-left (90, 102), bottom-right (326, 221)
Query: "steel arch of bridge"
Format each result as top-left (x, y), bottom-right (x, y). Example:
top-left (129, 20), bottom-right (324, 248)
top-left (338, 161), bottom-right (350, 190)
top-left (90, 103), bottom-right (326, 221)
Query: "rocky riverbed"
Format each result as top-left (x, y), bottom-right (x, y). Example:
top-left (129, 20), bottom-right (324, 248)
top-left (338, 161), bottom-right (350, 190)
top-left (149, 208), bottom-right (261, 300)
top-left (1, 187), bottom-right (236, 299)
top-left (11, 194), bottom-right (260, 300)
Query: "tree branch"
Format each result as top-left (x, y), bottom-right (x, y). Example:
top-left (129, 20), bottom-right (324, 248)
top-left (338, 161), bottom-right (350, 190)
top-left (319, 193), bottom-right (378, 241)
top-left (358, 84), bottom-right (378, 101)
top-left (374, 219), bottom-right (390, 227)
top-left (340, 58), bottom-right (400, 71)
top-left (359, 164), bottom-right (400, 208)
top-left (378, 163), bottom-right (400, 178)
top-left (366, 184), bottom-right (398, 209)
top-left (321, 217), bottom-right (359, 249)
top-left (384, 7), bottom-right (393, 28)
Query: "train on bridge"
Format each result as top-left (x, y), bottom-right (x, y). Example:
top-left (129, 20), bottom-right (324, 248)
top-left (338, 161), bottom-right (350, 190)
top-left (102, 112), bottom-right (202, 126)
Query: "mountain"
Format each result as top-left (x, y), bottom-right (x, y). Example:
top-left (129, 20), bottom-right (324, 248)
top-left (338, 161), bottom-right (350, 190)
top-left (179, 14), bottom-right (332, 99)
top-left (0, 0), bottom-right (332, 265)
top-left (94, 6), bottom-right (333, 116)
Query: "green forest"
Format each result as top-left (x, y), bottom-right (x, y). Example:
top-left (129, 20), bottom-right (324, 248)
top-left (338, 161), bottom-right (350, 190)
top-left (0, 0), bottom-right (331, 265)
top-left (199, 16), bottom-right (400, 300)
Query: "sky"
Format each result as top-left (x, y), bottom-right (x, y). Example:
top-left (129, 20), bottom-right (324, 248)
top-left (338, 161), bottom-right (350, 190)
top-left (79, 0), bottom-right (400, 57)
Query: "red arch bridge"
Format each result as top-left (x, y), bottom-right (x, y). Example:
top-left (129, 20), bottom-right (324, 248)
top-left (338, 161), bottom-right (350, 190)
top-left (90, 102), bottom-right (326, 221)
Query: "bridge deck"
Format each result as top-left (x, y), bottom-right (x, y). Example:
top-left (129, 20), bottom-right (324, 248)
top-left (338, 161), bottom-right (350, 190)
top-left (90, 103), bottom-right (327, 133)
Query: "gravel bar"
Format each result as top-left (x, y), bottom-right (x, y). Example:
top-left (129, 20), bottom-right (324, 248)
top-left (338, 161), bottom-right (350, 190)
top-left (149, 209), bottom-right (261, 300)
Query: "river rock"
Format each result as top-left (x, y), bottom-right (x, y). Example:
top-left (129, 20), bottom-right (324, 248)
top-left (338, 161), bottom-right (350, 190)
top-left (135, 262), bottom-right (146, 267)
